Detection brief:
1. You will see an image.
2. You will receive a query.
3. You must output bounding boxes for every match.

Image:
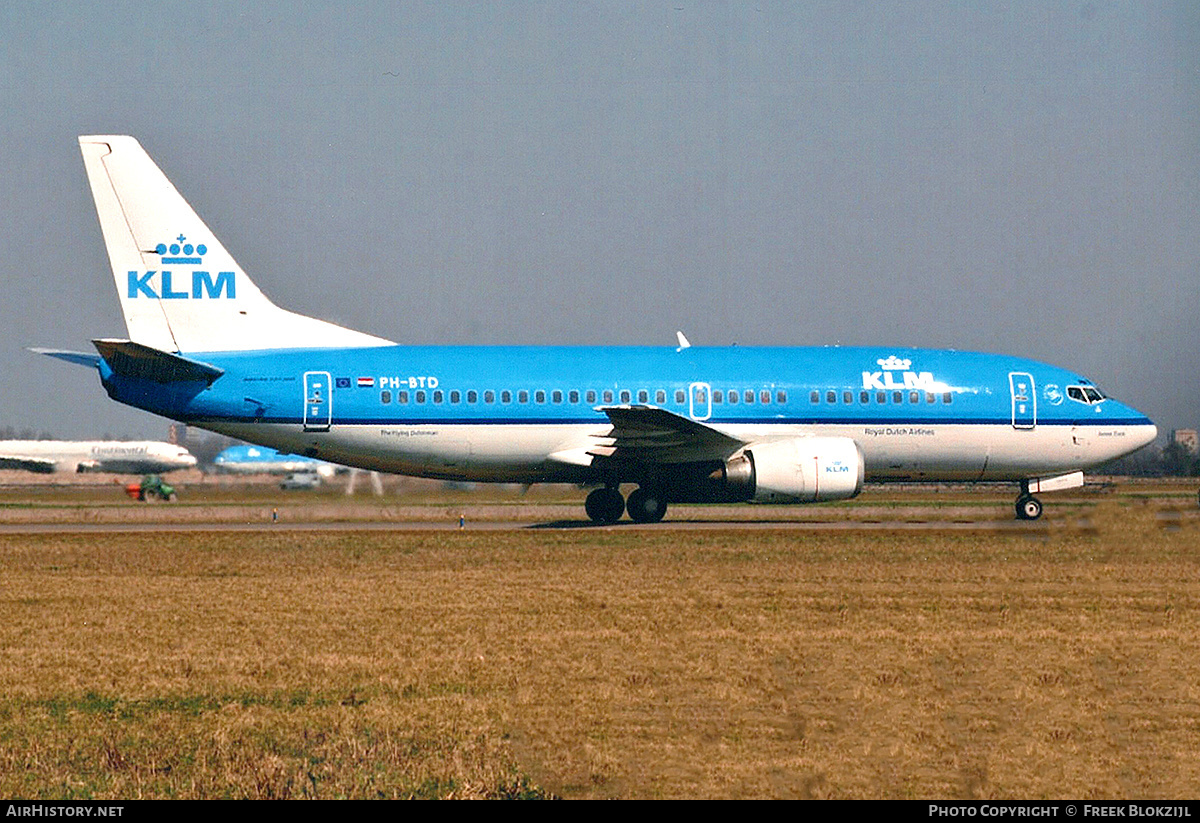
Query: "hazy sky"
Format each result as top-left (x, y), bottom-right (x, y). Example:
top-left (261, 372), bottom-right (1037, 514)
top-left (2, 1), bottom-right (1197, 439)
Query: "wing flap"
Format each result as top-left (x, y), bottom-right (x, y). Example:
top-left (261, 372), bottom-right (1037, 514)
top-left (589, 405), bottom-right (745, 464)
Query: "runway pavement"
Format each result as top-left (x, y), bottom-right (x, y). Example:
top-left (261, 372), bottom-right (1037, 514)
top-left (2, 480), bottom-right (1191, 534)
top-left (0, 516), bottom-right (1053, 534)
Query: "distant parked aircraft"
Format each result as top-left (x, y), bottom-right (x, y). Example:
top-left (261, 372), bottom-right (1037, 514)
top-left (212, 444), bottom-right (335, 477)
top-left (0, 440), bottom-right (197, 474)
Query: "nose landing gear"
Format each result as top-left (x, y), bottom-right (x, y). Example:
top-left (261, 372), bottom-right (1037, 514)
top-left (1015, 494), bottom-right (1043, 520)
top-left (1015, 479), bottom-right (1043, 520)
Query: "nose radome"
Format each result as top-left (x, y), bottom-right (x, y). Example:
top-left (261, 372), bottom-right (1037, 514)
top-left (1136, 422), bottom-right (1159, 450)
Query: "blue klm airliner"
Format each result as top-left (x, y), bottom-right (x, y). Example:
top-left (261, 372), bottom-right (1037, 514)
top-left (37, 136), bottom-right (1157, 523)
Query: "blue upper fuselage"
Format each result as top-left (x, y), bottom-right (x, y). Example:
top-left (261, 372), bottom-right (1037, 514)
top-left (98, 344), bottom-right (1153, 430)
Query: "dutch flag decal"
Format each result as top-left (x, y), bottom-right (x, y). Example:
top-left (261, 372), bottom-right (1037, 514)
top-left (357, 377), bottom-right (374, 388)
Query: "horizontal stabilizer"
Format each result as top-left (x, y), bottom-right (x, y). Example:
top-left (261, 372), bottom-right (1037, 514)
top-left (92, 339), bottom-right (224, 384)
top-left (28, 348), bottom-right (102, 369)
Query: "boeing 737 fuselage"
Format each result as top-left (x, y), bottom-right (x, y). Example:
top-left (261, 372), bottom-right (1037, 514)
top-left (38, 136), bottom-right (1157, 522)
top-left (212, 445), bottom-right (335, 477)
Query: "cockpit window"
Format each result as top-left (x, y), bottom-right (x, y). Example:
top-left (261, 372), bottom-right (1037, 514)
top-left (1067, 385), bottom-right (1107, 405)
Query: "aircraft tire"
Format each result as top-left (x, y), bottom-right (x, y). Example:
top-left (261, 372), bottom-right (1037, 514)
top-left (1016, 495), bottom-right (1043, 521)
top-left (585, 487), bottom-right (625, 524)
top-left (627, 487), bottom-right (668, 523)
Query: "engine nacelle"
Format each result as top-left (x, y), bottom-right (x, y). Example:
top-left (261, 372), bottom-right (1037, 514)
top-left (739, 436), bottom-right (865, 503)
top-left (656, 436), bottom-right (866, 504)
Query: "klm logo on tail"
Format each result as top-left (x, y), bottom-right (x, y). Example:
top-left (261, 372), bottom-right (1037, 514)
top-left (157, 235), bottom-right (207, 264)
top-left (128, 235), bottom-right (236, 299)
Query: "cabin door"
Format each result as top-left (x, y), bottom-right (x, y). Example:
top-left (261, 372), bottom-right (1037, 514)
top-left (689, 382), bottom-right (711, 421)
top-left (303, 371), bottom-right (332, 432)
top-left (1008, 372), bottom-right (1036, 430)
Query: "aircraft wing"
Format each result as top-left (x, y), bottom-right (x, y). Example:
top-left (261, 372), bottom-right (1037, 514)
top-left (0, 455), bottom-right (58, 473)
top-left (588, 405), bottom-right (745, 464)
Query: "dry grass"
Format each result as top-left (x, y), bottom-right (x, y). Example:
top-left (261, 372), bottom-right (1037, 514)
top-left (0, 489), bottom-right (1198, 798)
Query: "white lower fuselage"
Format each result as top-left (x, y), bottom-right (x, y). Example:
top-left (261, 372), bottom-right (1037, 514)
top-left (206, 419), bottom-right (1154, 484)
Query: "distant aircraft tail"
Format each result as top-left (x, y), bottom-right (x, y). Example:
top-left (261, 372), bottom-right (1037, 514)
top-left (78, 136), bottom-right (392, 353)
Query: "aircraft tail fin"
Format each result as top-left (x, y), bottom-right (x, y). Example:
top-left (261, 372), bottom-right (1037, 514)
top-left (78, 136), bottom-right (392, 353)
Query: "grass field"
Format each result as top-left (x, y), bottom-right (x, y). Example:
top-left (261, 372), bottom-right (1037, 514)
top-left (0, 481), bottom-right (1197, 798)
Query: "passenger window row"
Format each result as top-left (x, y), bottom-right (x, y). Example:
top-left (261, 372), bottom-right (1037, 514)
top-left (375, 387), bottom-right (789, 406)
top-left (810, 390), bottom-right (954, 405)
top-left (705, 389), bottom-right (788, 405)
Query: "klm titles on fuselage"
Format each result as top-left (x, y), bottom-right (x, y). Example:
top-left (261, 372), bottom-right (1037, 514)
top-left (861, 356), bottom-right (942, 392)
top-left (861, 369), bottom-right (940, 391)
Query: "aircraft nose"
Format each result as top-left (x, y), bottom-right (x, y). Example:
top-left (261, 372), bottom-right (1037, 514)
top-left (1119, 400), bottom-right (1158, 450)
top-left (1136, 422), bottom-right (1159, 450)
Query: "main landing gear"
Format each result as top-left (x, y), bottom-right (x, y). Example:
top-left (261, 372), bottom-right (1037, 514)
top-left (626, 486), bottom-right (668, 523)
top-left (1015, 481), bottom-right (1043, 520)
top-left (585, 486), bottom-right (625, 524)
top-left (584, 485), bottom-right (668, 524)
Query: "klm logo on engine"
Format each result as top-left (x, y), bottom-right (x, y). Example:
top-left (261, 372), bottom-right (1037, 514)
top-left (861, 355), bottom-right (941, 391)
top-left (127, 235), bottom-right (236, 299)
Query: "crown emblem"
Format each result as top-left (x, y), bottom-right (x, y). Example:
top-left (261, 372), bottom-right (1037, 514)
top-left (155, 234), bottom-right (208, 265)
top-left (877, 355), bottom-right (912, 370)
